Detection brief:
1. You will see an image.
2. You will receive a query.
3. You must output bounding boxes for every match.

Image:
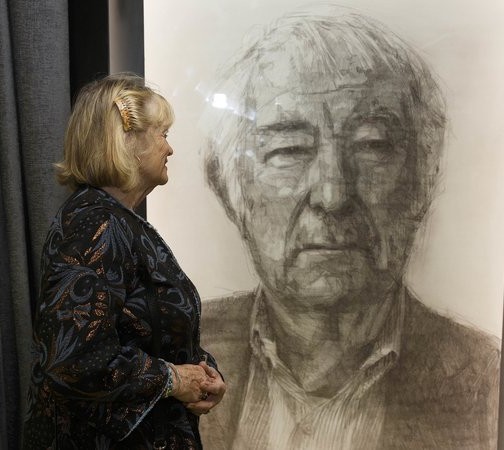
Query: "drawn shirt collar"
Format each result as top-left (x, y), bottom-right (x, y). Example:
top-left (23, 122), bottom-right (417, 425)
top-left (249, 284), bottom-right (405, 398)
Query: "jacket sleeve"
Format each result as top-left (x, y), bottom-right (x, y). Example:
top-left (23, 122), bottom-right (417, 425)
top-left (33, 208), bottom-right (171, 440)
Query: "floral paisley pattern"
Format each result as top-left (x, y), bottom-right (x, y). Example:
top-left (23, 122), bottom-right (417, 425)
top-left (23, 186), bottom-right (216, 449)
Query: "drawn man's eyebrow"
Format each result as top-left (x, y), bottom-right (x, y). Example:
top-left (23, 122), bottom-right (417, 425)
top-left (256, 120), bottom-right (315, 133)
top-left (348, 110), bottom-right (402, 130)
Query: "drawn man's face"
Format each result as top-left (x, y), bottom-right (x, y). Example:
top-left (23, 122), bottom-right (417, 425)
top-left (239, 48), bottom-right (421, 309)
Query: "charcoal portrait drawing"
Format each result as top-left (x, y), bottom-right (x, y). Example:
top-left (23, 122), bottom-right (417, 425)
top-left (197, 8), bottom-right (500, 450)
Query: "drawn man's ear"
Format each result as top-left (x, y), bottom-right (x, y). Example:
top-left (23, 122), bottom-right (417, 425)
top-left (204, 140), bottom-right (240, 228)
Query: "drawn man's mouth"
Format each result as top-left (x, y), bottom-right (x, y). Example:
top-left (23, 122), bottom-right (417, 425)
top-left (286, 236), bottom-right (376, 268)
top-left (292, 242), bottom-right (365, 258)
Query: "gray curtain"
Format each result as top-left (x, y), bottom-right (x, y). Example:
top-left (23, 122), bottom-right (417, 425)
top-left (0, 0), bottom-right (70, 448)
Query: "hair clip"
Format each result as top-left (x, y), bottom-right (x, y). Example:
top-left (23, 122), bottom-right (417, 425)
top-left (114, 98), bottom-right (133, 132)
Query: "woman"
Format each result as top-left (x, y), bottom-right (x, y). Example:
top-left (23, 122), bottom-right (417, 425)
top-left (22, 74), bottom-right (226, 449)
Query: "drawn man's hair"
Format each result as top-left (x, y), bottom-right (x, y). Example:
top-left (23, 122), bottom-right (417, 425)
top-left (203, 10), bottom-right (446, 233)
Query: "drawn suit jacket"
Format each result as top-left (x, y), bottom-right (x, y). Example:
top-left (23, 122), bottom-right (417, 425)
top-left (199, 290), bottom-right (500, 450)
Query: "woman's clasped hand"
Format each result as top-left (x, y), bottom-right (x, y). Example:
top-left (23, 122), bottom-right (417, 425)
top-left (180, 362), bottom-right (226, 415)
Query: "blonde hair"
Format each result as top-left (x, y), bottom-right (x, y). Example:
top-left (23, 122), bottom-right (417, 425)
top-left (56, 73), bottom-right (174, 191)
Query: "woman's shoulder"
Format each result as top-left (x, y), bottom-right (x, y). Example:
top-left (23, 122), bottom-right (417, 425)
top-left (59, 186), bottom-right (139, 227)
top-left (51, 186), bottom-right (145, 249)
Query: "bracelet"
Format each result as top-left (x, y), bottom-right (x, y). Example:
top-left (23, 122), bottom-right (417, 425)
top-left (167, 362), bottom-right (182, 394)
top-left (162, 362), bottom-right (174, 398)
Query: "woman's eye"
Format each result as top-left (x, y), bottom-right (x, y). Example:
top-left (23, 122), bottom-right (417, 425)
top-left (264, 146), bottom-right (314, 168)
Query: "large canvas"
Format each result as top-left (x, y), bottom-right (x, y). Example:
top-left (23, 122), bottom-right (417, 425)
top-left (144, 2), bottom-right (504, 448)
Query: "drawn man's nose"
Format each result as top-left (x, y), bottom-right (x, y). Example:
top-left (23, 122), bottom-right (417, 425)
top-left (307, 149), bottom-right (349, 212)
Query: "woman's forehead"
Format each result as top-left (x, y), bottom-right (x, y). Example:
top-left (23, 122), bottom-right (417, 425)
top-left (146, 95), bottom-right (174, 126)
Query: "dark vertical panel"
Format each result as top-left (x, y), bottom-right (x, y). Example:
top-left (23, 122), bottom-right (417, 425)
top-left (68, 0), bottom-right (109, 103)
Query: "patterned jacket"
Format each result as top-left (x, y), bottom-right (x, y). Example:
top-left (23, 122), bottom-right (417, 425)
top-left (23, 186), bottom-right (216, 449)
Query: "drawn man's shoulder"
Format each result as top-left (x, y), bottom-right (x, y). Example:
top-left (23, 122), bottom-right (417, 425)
top-left (202, 291), bottom-right (255, 322)
top-left (200, 291), bottom-right (255, 353)
top-left (398, 293), bottom-right (500, 398)
top-left (407, 294), bottom-right (500, 358)
top-left (381, 294), bottom-right (500, 448)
